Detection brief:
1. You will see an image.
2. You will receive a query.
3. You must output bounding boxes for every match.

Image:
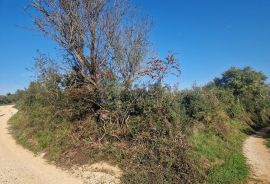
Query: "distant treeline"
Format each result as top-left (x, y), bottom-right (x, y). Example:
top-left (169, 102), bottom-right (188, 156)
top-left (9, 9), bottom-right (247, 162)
top-left (0, 90), bottom-right (25, 105)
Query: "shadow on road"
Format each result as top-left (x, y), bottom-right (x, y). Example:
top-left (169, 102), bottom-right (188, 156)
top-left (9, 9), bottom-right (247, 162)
top-left (252, 127), bottom-right (270, 138)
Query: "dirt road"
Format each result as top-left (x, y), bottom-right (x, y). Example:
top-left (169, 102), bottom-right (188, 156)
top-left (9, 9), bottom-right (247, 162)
top-left (0, 105), bottom-right (83, 184)
top-left (243, 127), bottom-right (270, 184)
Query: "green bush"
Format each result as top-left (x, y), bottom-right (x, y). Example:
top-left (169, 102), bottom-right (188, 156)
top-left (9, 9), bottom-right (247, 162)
top-left (181, 87), bottom-right (227, 124)
top-left (10, 66), bottom-right (270, 184)
top-left (214, 67), bottom-right (270, 128)
top-left (0, 90), bottom-right (24, 105)
top-left (0, 95), bottom-right (10, 105)
top-left (11, 83), bottom-right (201, 184)
top-left (209, 88), bottom-right (243, 119)
top-left (180, 87), bottom-right (230, 140)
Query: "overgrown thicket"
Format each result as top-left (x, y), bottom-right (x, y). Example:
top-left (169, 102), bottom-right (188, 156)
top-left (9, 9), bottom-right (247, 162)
top-left (11, 64), bottom-right (270, 183)
top-left (9, 0), bottom-right (270, 183)
top-left (14, 77), bottom-right (199, 183)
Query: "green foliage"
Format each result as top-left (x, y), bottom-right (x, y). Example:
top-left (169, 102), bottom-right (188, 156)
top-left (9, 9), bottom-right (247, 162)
top-left (214, 67), bottom-right (270, 128)
top-left (0, 95), bottom-right (10, 105)
top-left (117, 85), bottom-right (198, 183)
top-left (207, 87), bottom-right (244, 119)
top-left (266, 138), bottom-right (270, 149)
top-left (0, 90), bottom-right (24, 105)
top-left (192, 121), bottom-right (249, 184)
top-left (214, 67), bottom-right (267, 97)
top-left (9, 65), bottom-right (270, 184)
top-left (73, 85), bottom-right (199, 183)
top-left (11, 81), bottom-right (200, 183)
top-left (181, 87), bottom-right (227, 124)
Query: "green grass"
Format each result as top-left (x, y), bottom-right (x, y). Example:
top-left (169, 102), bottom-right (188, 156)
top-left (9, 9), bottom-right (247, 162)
top-left (192, 121), bottom-right (249, 184)
top-left (8, 110), bottom-right (70, 160)
top-left (266, 138), bottom-right (270, 149)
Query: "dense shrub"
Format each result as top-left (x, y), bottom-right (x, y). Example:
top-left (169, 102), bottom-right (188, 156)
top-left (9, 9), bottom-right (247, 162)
top-left (10, 66), bottom-right (270, 184)
top-left (12, 81), bottom-right (201, 183)
top-left (0, 95), bottom-right (10, 105)
top-left (203, 86), bottom-right (243, 119)
top-left (180, 87), bottom-right (230, 139)
top-left (214, 67), bottom-right (270, 128)
top-left (181, 87), bottom-right (227, 123)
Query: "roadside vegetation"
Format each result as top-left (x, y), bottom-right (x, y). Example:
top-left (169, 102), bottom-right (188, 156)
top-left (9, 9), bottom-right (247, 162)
top-left (8, 0), bottom-right (270, 183)
top-left (0, 90), bottom-right (24, 105)
top-left (10, 65), bottom-right (270, 184)
top-left (265, 130), bottom-right (270, 149)
top-left (266, 139), bottom-right (270, 148)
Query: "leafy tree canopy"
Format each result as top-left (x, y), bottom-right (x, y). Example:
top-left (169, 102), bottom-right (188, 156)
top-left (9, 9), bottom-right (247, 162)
top-left (214, 67), bottom-right (268, 97)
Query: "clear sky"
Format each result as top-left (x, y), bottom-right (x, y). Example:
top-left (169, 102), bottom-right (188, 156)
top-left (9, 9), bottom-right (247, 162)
top-left (1, 0), bottom-right (270, 95)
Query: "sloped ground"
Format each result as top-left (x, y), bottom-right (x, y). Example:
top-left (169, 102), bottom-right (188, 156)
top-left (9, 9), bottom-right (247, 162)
top-left (243, 127), bottom-right (270, 184)
top-left (0, 105), bottom-right (120, 184)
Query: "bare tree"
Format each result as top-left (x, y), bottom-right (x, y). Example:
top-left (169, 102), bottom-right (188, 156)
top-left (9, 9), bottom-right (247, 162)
top-left (29, 0), bottom-right (150, 91)
top-left (110, 16), bottom-right (151, 89)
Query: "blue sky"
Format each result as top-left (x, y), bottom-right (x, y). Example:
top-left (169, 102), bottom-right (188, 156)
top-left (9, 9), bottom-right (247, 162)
top-left (1, 0), bottom-right (270, 95)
